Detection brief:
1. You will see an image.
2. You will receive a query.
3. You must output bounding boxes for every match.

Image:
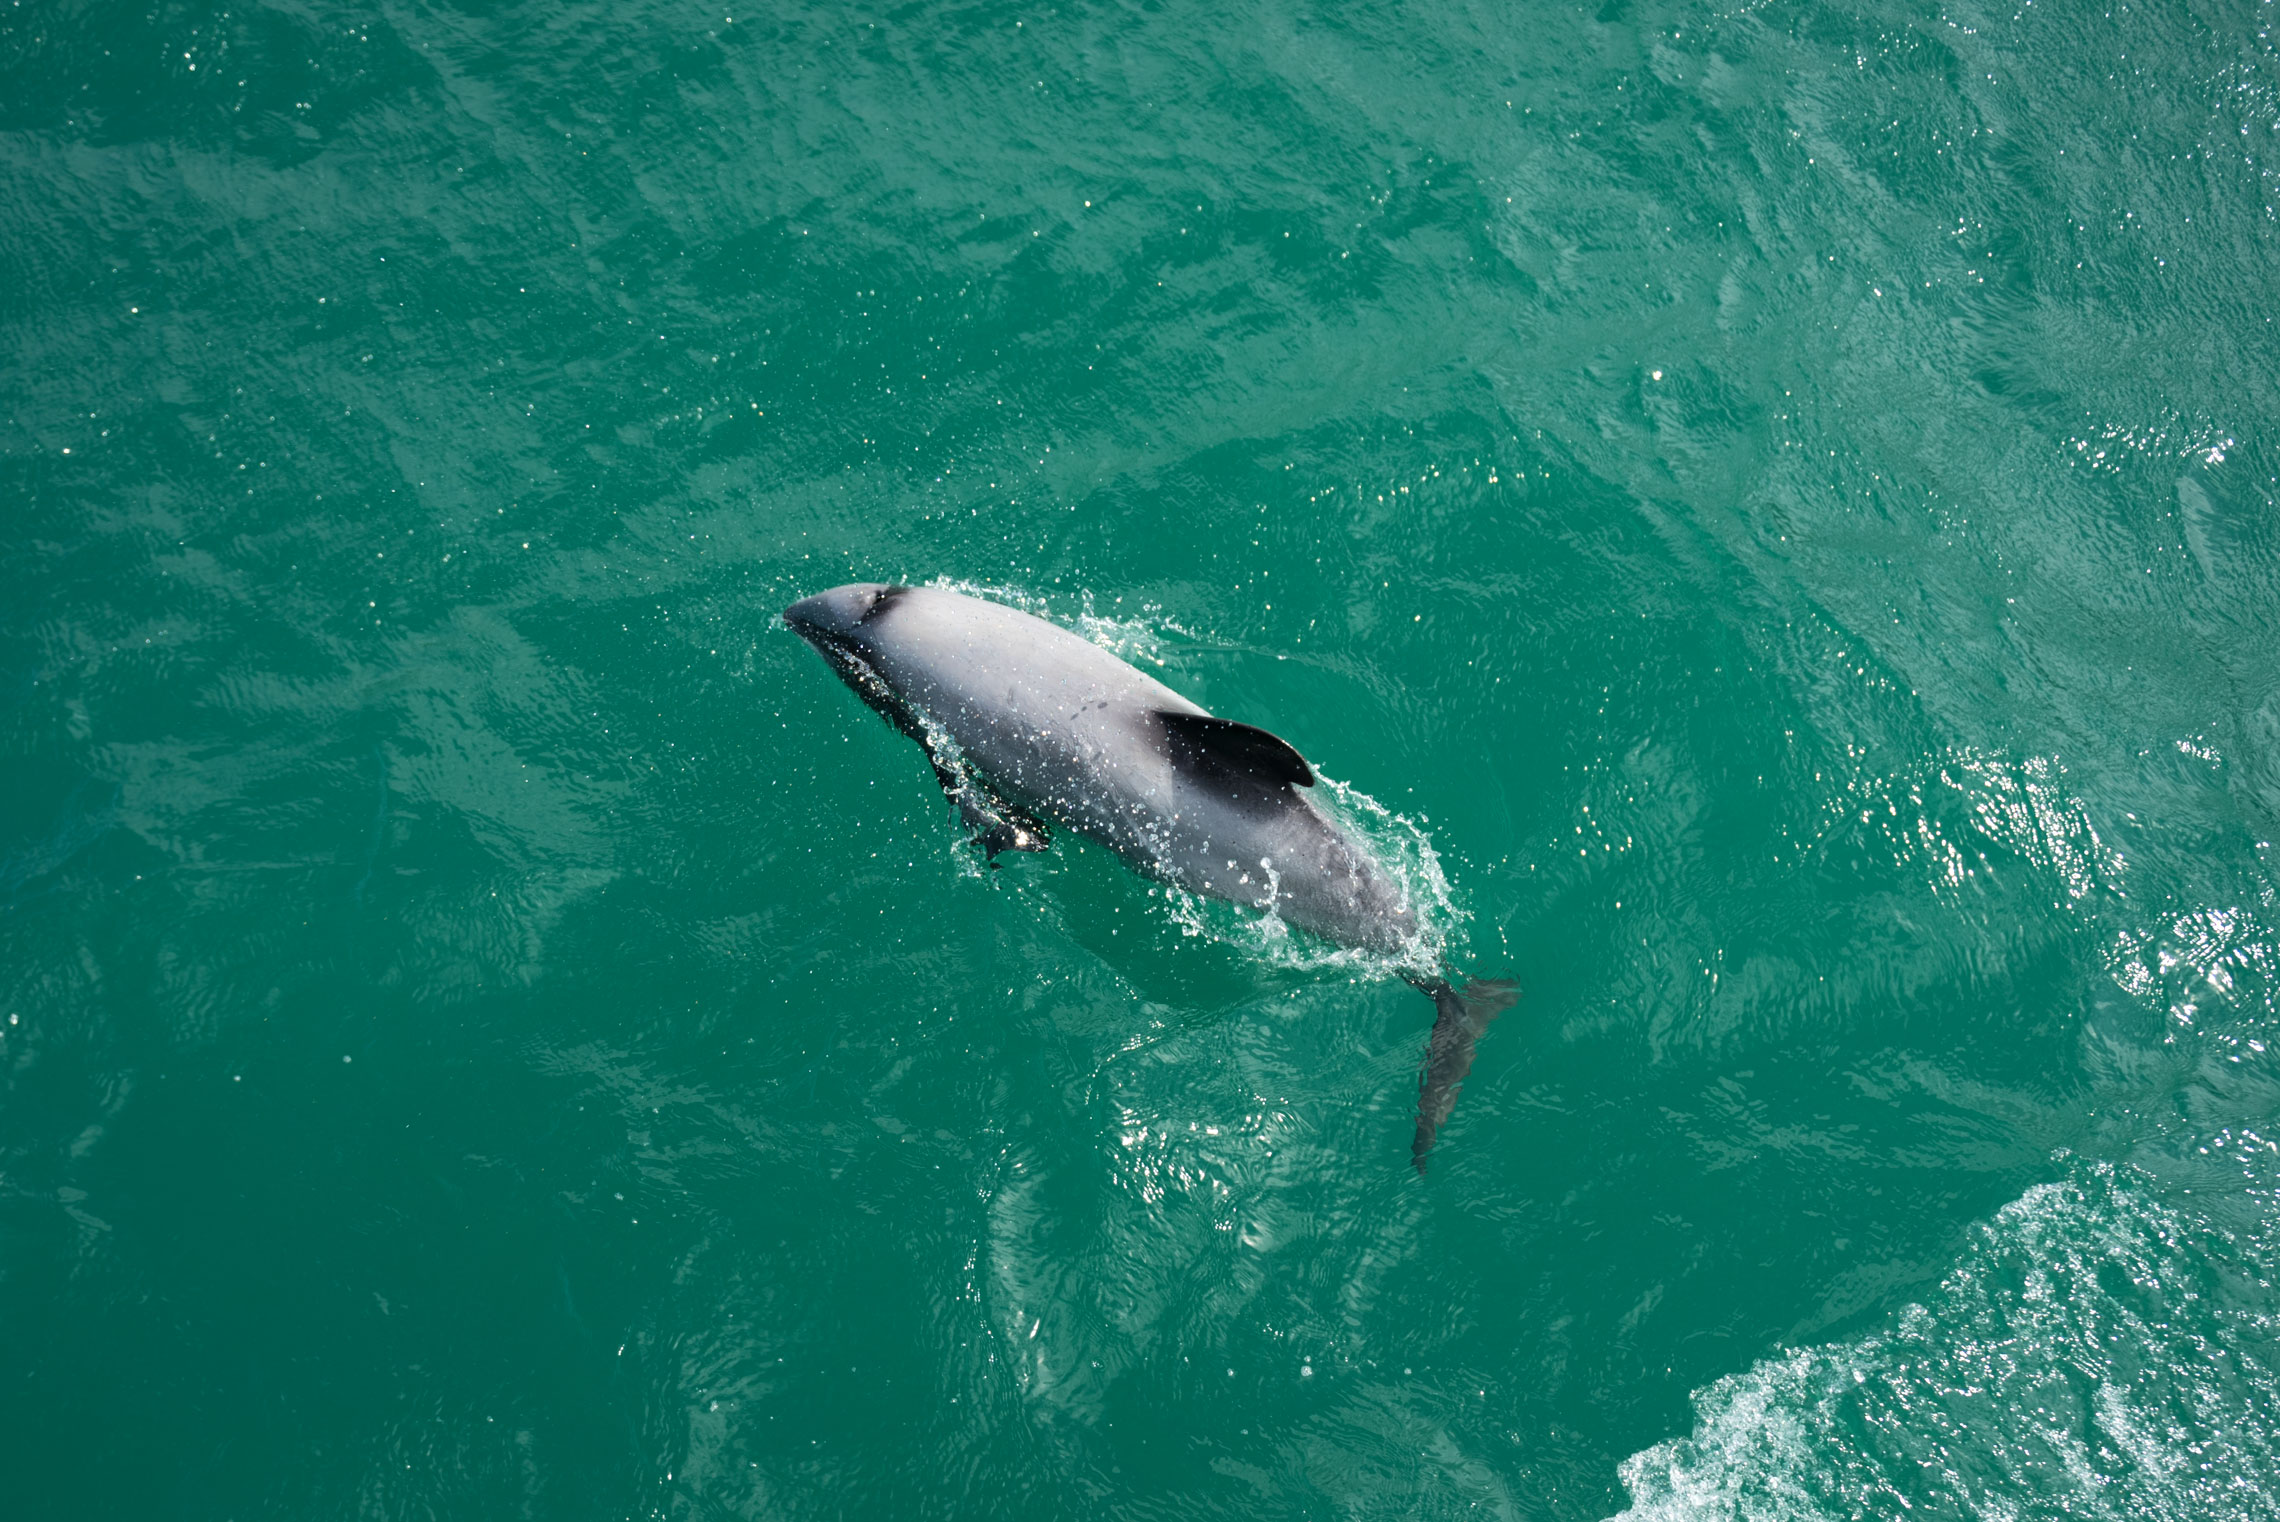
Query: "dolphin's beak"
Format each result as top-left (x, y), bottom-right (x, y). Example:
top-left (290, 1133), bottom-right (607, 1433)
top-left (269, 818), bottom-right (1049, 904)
top-left (782, 594), bottom-right (871, 686)
top-left (783, 583), bottom-right (894, 656)
top-left (781, 595), bottom-right (830, 641)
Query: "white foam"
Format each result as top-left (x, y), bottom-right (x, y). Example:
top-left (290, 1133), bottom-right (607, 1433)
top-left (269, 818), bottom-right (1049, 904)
top-left (1150, 773), bottom-right (1462, 979)
top-left (1608, 1160), bottom-right (2280, 1522)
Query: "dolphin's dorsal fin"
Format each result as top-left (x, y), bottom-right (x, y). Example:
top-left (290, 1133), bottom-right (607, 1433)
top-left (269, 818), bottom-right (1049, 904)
top-left (1154, 711), bottom-right (1315, 789)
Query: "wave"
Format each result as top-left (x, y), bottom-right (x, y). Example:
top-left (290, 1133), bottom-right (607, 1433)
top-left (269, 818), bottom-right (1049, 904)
top-left (1609, 1159), bottom-right (2280, 1522)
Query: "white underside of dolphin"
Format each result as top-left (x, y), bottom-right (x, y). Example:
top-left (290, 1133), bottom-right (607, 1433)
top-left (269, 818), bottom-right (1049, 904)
top-left (783, 581), bottom-right (1513, 1170)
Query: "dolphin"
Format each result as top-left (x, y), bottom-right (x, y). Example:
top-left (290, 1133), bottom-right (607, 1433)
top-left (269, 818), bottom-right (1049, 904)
top-left (783, 581), bottom-right (1514, 1169)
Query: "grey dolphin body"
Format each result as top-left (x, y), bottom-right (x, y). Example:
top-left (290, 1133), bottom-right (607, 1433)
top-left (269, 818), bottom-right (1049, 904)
top-left (783, 582), bottom-right (1513, 1169)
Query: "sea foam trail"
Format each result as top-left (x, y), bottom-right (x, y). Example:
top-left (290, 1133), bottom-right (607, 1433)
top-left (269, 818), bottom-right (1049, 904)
top-left (1608, 1159), bottom-right (2280, 1522)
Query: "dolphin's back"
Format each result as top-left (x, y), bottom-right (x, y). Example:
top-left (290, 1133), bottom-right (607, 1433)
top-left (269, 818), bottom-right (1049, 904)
top-left (863, 588), bottom-right (1192, 837)
top-left (861, 587), bottom-right (1418, 954)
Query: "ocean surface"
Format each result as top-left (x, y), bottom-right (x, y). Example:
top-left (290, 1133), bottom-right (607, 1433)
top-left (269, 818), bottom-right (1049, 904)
top-left (4, 0), bottom-right (2278, 1516)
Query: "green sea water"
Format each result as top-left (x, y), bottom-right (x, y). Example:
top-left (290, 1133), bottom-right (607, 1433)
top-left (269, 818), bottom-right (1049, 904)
top-left (6, 0), bottom-right (2280, 1516)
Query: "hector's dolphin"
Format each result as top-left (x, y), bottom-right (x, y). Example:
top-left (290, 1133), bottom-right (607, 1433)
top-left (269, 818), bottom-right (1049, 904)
top-left (783, 582), bottom-right (1514, 1169)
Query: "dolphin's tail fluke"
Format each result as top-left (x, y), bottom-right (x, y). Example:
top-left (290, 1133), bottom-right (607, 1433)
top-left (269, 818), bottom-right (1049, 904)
top-left (1409, 978), bottom-right (1518, 1172)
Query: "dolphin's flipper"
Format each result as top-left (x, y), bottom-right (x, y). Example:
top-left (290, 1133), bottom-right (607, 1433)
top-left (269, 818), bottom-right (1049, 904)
top-left (825, 645), bottom-right (1050, 863)
top-left (1409, 978), bottom-right (1518, 1172)
top-left (928, 760), bottom-right (1051, 863)
top-left (959, 785), bottom-right (1052, 862)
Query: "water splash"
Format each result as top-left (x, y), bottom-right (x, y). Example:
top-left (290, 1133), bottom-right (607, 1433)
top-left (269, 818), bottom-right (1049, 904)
top-left (920, 575), bottom-right (1194, 669)
top-left (1155, 773), bottom-right (1463, 979)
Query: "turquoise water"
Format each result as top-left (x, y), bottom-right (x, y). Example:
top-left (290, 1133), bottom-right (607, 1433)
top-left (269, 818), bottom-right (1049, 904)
top-left (4, 0), bottom-right (2279, 1515)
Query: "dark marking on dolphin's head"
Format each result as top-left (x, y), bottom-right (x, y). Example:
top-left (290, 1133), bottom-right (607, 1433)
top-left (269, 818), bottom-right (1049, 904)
top-left (782, 583), bottom-right (908, 649)
top-left (783, 584), bottom-right (925, 734)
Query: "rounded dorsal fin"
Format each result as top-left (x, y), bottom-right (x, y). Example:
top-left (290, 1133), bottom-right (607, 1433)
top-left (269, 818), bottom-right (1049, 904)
top-left (1153, 711), bottom-right (1315, 789)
